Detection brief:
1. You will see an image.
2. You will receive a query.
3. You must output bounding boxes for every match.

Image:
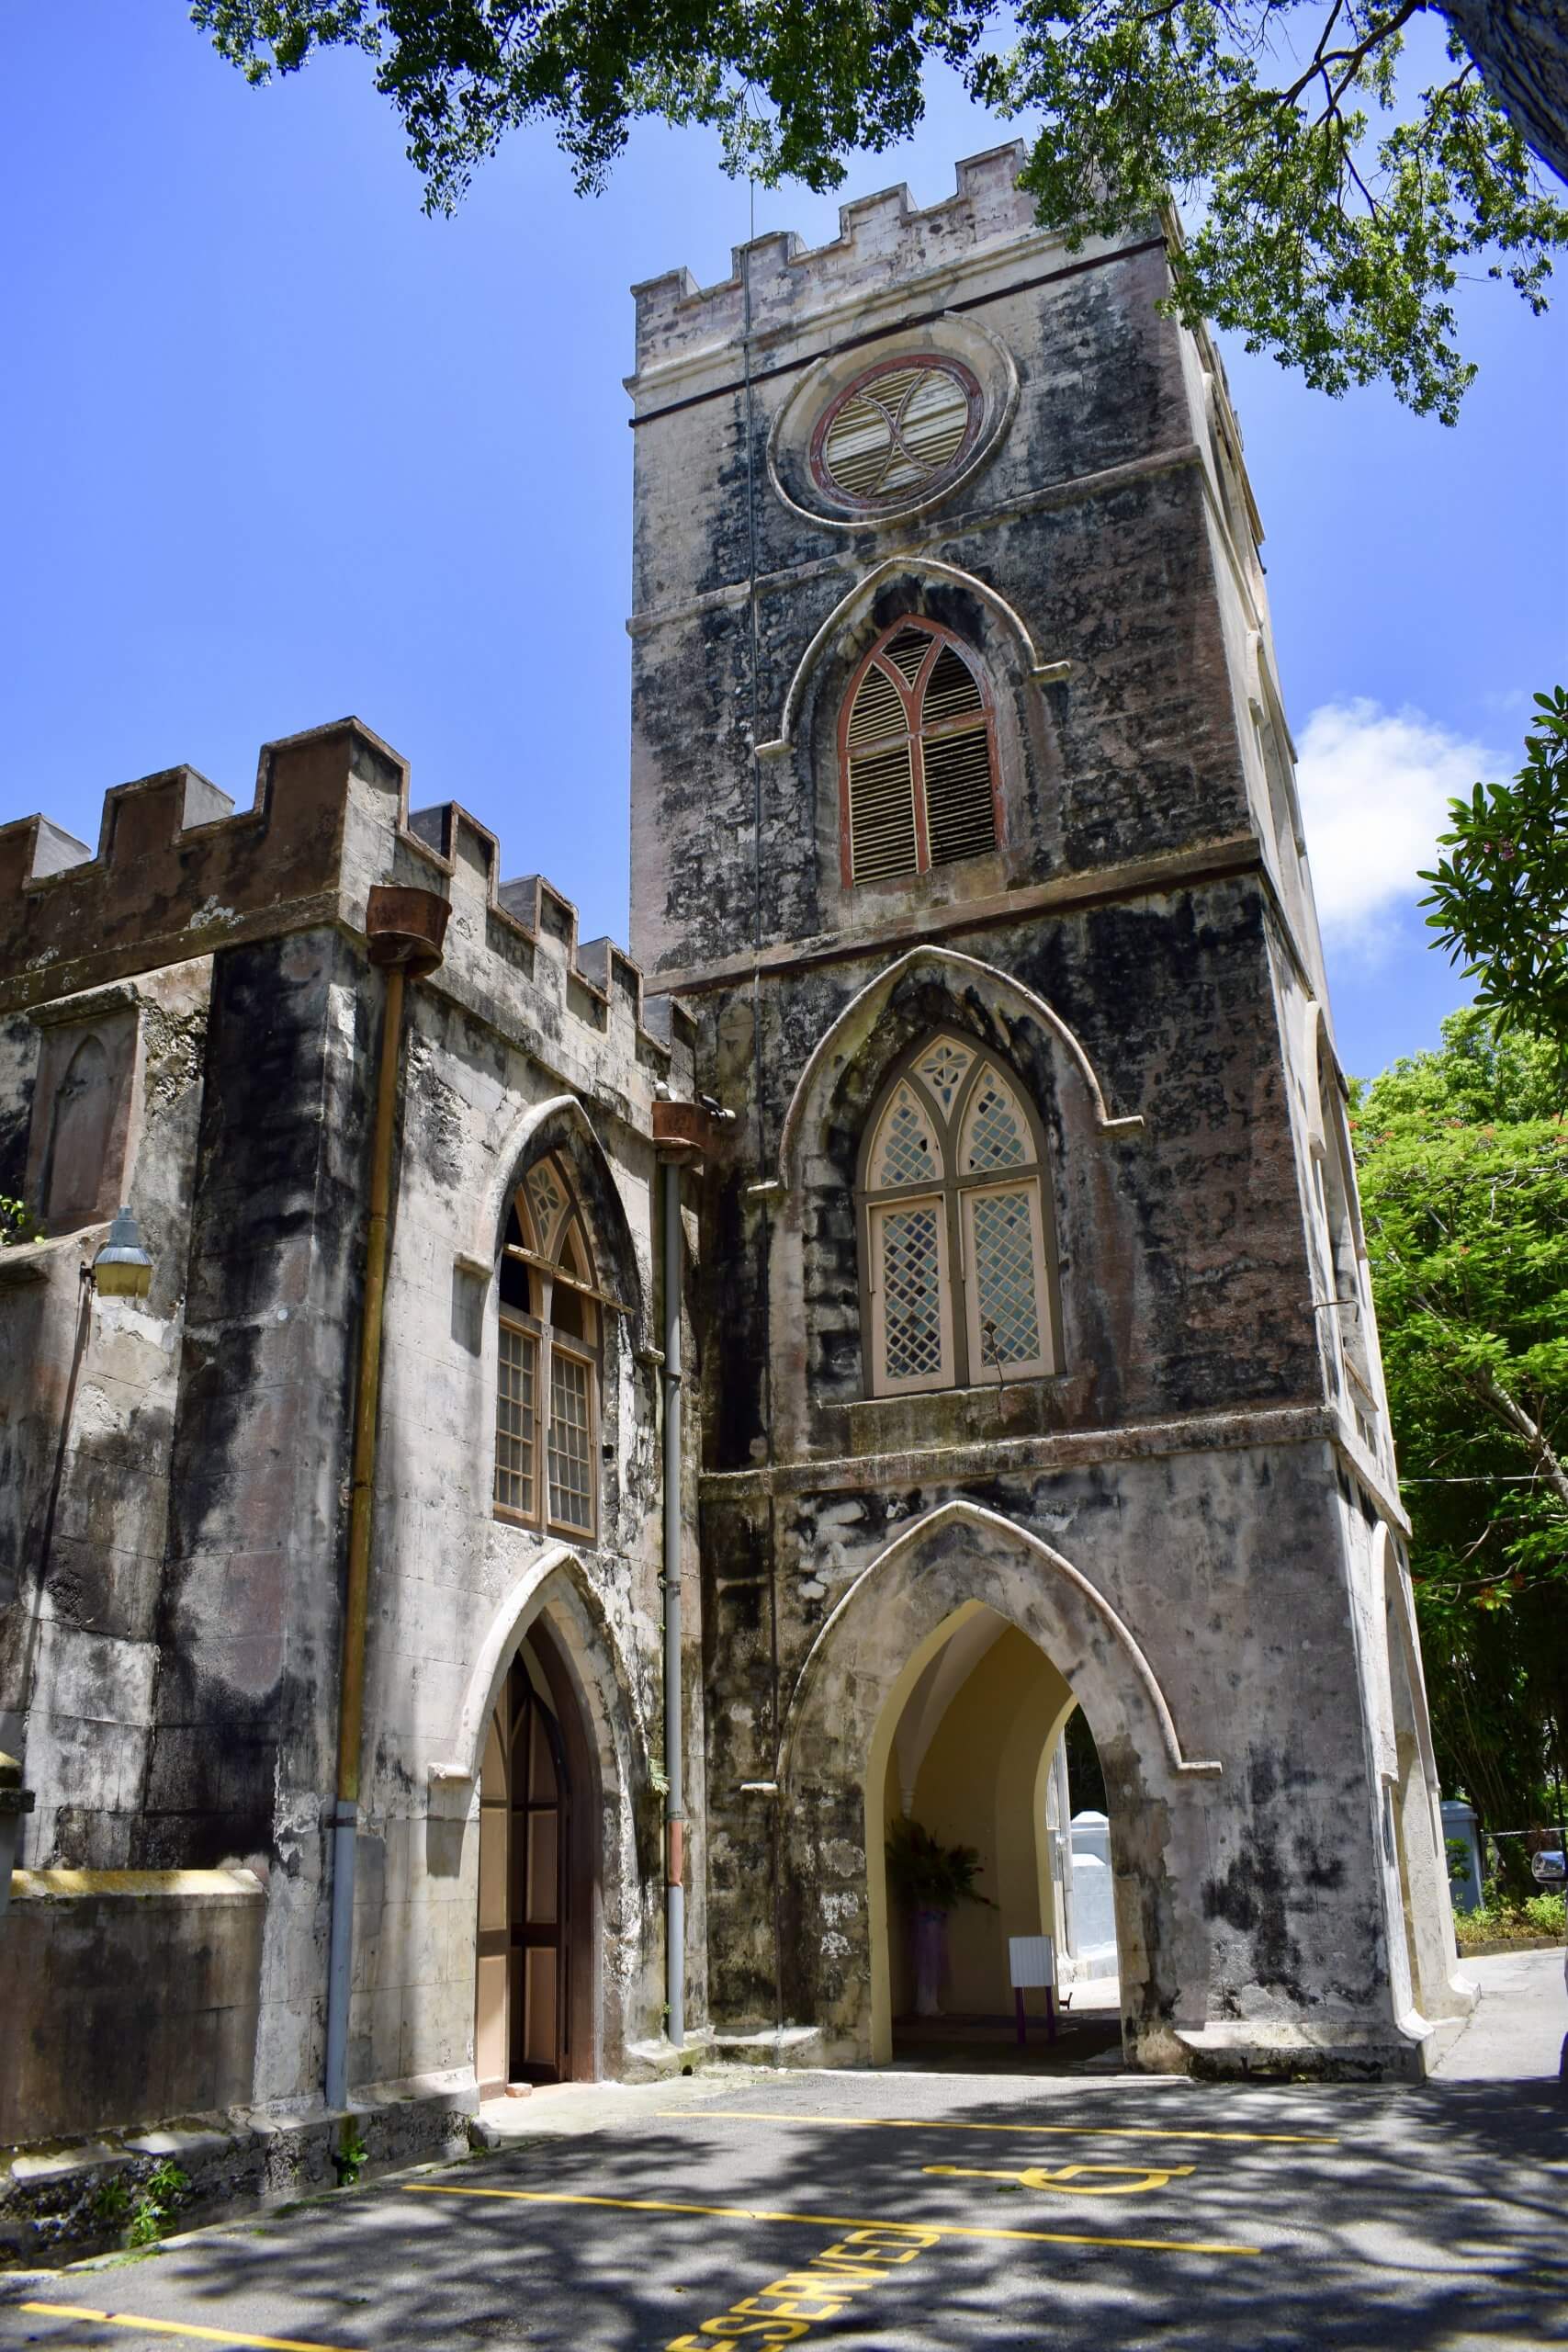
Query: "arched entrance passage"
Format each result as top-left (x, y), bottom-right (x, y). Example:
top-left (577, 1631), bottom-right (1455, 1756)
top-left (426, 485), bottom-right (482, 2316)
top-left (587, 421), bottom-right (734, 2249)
top-left (876, 1603), bottom-right (1095, 2052)
top-left (779, 1501), bottom-right (1222, 2069)
top-left (475, 1623), bottom-right (594, 2089)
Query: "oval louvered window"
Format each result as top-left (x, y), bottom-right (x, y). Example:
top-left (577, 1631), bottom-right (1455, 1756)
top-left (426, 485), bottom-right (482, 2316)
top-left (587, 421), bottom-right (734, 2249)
top-left (840, 622), bottom-right (999, 888)
top-left (812, 357), bottom-right (982, 511)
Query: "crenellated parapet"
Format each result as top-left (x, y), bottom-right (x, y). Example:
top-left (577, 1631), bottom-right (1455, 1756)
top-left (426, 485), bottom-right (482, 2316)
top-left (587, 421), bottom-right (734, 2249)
top-left (0, 718), bottom-right (688, 1076)
top-left (631, 143), bottom-right (1043, 378)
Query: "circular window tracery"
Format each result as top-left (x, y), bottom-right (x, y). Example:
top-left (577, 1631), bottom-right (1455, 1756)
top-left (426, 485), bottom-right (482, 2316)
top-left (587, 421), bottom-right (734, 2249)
top-left (810, 356), bottom-right (983, 510)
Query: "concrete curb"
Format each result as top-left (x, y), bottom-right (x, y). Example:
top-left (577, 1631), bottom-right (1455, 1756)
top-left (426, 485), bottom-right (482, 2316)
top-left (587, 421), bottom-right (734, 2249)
top-left (1455, 1935), bottom-right (1565, 1959)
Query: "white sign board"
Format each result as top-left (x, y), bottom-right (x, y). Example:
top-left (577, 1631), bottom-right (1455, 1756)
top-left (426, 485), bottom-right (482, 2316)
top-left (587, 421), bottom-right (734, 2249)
top-left (1009, 1934), bottom-right (1055, 1989)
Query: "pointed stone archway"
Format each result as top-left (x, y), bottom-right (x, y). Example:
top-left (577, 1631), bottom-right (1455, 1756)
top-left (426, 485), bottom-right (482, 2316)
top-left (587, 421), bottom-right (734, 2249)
top-left (777, 1499), bottom-right (1221, 2068)
top-left (435, 1548), bottom-right (646, 2086)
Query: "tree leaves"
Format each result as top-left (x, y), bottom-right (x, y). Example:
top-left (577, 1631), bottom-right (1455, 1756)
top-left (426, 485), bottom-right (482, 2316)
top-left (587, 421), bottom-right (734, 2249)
top-left (1421, 687), bottom-right (1568, 1051)
top-left (191, 0), bottom-right (1568, 418)
top-left (1356, 1009), bottom-right (1568, 1844)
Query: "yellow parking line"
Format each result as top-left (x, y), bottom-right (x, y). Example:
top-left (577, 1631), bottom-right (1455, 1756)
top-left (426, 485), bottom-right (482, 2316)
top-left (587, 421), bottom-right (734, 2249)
top-left (18, 2304), bottom-right (357, 2352)
top-left (660, 2106), bottom-right (1339, 2147)
top-left (403, 2179), bottom-right (1261, 2257)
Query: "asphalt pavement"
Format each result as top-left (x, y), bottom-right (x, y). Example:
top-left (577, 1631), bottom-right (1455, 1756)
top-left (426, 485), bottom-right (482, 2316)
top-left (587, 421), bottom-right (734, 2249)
top-left (3, 1950), bottom-right (1563, 2352)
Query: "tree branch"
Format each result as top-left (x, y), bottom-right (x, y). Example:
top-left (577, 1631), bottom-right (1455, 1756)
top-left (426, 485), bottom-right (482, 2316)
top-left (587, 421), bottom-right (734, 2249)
top-left (1466, 1368), bottom-right (1568, 1510)
top-left (1277, 0), bottom-right (1421, 111)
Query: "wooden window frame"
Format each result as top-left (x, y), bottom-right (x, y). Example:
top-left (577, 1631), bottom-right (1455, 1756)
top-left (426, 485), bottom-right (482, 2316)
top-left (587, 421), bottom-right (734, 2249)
top-left (866, 1191), bottom-right (955, 1397)
top-left (855, 1035), bottom-right (1062, 1398)
top-left (492, 1156), bottom-right (604, 1543)
top-left (958, 1179), bottom-right (1053, 1386)
top-left (838, 619), bottom-right (1003, 889)
top-left (494, 1317), bottom-right (540, 1522)
top-left (545, 1335), bottom-right (598, 1540)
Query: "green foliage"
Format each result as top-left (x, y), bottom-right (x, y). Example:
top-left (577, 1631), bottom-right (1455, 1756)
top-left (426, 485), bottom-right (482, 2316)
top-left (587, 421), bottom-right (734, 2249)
top-left (998, 4), bottom-right (1568, 422)
top-left (134, 2160), bottom-right (191, 2243)
top-left (92, 2174), bottom-right (133, 2224)
top-left (334, 2131), bottom-right (369, 2188)
top-left (1453, 1888), bottom-right (1564, 1946)
top-left (1063, 1702), bottom-right (1106, 1815)
top-left (1421, 688), bottom-right (1568, 1053)
top-left (1355, 1009), bottom-right (1568, 1874)
top-left (885, 1817), bottom-right (996, 1913)
top-left (1444, 1833), bottom-right (1472, 1887)
top-left (0, 1194), bottom-right (44, 1247)
top-left (190, 0), bottom-right (1568, 420)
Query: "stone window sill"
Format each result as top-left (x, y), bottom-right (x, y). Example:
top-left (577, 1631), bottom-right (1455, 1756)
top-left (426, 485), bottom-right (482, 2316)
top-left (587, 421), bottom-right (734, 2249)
top-left (818, 1366), bottom-right (1097, 1461)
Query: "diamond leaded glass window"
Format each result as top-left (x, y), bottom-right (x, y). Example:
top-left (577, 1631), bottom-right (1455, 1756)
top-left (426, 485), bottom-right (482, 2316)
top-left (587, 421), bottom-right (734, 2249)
top-left (860, 1038), bottom-right (1055, 1396)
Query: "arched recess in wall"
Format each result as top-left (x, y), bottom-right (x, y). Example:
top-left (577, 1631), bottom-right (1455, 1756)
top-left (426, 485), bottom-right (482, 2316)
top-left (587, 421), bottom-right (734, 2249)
top-left (776, 1498), bottom-right (1220, 2066)
top-left (775, 944), bottom-right (1142, 1191)
top-left (759, 944), bottom-right (1145, 1439)
top-left (432, 1544), bottom-right (648, 2080)
top-left (472, 1093), bottom-right (645, 1334)
top-left (758, 557), bottom-right (1070, 922)
top-left (464, 1093), bottom-right (648, 1543)
top-left (761, 558), bottom-right (1067, 758)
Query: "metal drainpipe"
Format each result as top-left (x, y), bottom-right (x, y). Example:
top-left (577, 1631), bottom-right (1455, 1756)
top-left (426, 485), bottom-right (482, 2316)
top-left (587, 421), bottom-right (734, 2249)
top-left (324, 887), bottom-right (448, 2116)
top-left (661, 1154), bottom-right (685, 2046)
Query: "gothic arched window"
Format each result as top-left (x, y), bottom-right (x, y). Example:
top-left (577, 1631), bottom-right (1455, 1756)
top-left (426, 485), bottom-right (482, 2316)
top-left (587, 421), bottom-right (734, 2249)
top-left (494, 1153), bottom-right (601, 1538)
top-left (840, 621), bottom-right (999, 888)
top-left (857, 1036), bottom-right (1057, 1397)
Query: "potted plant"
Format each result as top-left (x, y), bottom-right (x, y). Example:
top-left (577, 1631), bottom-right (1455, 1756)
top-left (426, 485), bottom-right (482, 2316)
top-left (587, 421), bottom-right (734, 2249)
top-left (886, 1818), bottom-right (995, 2017)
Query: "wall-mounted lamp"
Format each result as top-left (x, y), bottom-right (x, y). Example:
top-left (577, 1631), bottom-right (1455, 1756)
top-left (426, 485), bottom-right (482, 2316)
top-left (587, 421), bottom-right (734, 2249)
top-left (0, 1751), bottom-right (35, 1921)
top-left (86, 1204), bottom-right (153, 1299)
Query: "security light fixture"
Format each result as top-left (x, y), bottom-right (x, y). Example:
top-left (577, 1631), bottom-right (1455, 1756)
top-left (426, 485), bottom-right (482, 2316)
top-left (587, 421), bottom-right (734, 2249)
top-left (90, 1204), bottom-right (153, 1299)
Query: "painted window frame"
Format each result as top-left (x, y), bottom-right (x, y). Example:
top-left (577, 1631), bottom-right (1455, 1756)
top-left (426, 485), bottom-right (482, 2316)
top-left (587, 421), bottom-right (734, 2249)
top-left (808, 354), bottom-right (985, 514)
top-left (855, 1035), bottom-right (1061, 1398)
top-left (838, 618), bottom-right (1003, 889)
top-left (492, 1153), bottom-right (603, 1542)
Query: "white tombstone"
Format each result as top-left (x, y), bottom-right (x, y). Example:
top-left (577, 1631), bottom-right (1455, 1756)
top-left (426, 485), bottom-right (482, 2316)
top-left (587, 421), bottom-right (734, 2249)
top-left (1069, 1809), bottom-right (1117, 1974)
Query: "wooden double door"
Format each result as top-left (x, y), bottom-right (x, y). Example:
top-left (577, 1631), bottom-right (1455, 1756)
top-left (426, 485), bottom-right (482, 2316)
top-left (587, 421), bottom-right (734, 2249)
top-left (476, 1646), bottom-right (571, 2087)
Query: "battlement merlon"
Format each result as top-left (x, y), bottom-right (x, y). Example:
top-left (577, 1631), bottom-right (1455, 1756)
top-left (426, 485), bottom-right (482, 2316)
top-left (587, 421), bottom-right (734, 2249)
top-left (630, 142), bottom-right (1055, 380)
top-left (0, 718), bottom-right (691, 1076)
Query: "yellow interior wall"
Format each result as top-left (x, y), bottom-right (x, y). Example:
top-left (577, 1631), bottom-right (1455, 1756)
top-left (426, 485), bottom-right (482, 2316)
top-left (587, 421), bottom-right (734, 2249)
top-left (907, 1626), bottom-right (1073, 2016)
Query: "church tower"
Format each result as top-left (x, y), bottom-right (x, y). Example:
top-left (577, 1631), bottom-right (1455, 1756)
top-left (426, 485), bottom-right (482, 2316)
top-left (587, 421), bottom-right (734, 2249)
top-left (627, 147), bottom-right (1470, 2074)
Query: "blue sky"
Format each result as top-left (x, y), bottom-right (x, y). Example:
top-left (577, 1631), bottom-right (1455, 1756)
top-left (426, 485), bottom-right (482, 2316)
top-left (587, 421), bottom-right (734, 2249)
top-left (2, 4), bottom-right (1564, 1080)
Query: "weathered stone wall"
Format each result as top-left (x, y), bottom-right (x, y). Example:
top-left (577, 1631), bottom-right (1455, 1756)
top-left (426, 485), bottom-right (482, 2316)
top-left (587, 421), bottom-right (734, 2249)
top-left (628, 148), bottom-right (1466, 2074)
top-left (0, 962), bottom-right (212, 1869)
top-left (0, 1869), bottom-right (264, 2143)
top-left (693, 886), bottom-right (1325, 1467)
top-left (628, 172), bottom-right (1277, 986)
top-left (339, 800), bottom-right (700, 2091)
top-left (0, 720), bottom-right (699, 2132)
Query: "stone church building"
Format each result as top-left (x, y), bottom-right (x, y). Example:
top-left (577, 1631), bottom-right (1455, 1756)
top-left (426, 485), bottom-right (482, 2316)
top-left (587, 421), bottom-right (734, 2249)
top-left (0, 147), bottom-right (1469, 2154)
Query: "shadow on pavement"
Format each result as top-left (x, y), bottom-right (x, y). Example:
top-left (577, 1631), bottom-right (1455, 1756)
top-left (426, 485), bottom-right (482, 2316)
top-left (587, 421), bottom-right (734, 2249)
top-left (3, 2072), bottom-right (1565, 2350)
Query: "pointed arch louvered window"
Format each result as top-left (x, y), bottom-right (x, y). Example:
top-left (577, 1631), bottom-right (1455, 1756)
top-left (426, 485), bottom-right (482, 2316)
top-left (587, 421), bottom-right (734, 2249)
top-left (857, 1035), bottom-right (1058, 1397)
top-left (840, 621), bottom-right (1000, 888)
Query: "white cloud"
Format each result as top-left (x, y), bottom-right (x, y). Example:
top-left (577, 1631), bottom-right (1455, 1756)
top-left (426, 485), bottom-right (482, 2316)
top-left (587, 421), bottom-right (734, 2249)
top-left (1293, 698), bottom-right (1495, 948)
